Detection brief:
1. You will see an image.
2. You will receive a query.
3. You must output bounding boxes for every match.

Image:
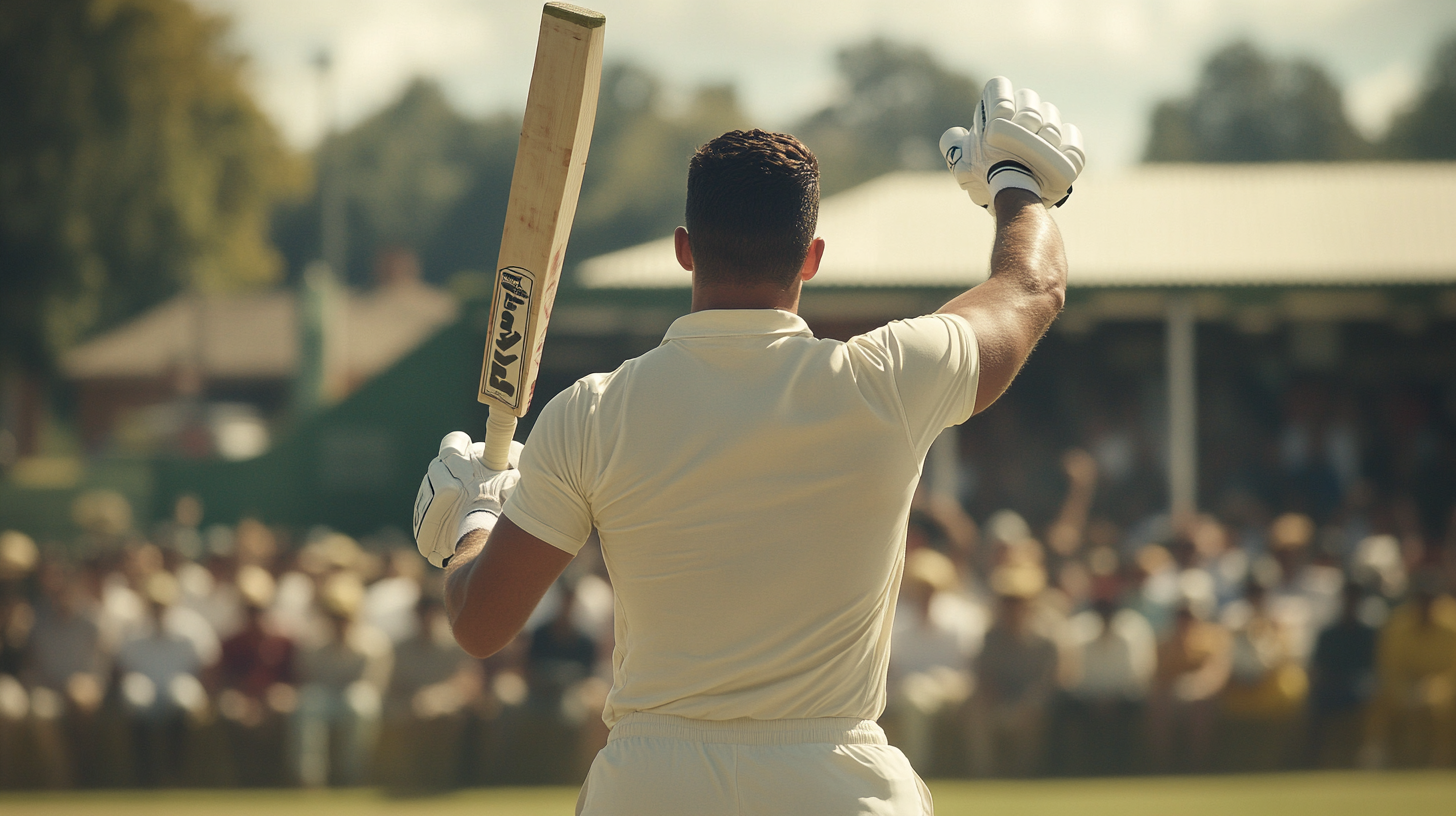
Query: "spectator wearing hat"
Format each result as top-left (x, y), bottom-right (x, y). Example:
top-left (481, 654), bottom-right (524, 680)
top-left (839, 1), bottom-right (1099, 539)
top-left (293, 571), bottom-right (392, 786)
top-left (1267, 512), bottom-right (1342, 663)
top-left (217, 565), bottom-right (295, 786)
top-left (967, 560), bottom-right (1058, 777)
top-left (114, 571), bottom-right (214, 785)
top-left (0, 531), bottom-right (39, 788)
top-left (1219, 582), bottom-right (1308, 771)
top-left (1364, 570), bottom-right (1456, 767)
top-left (1147, 602), bottom-right (1231, 773)
top-left (377, 594), bottom-right (482, 791)
top-left (886, 547), bottom-right (973, 773)
top-left (0, 531), bottom-right (38, 676)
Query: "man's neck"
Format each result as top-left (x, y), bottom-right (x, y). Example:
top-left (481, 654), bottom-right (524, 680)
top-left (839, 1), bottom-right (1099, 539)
top-left (690, 279), bottom-right (802, 313)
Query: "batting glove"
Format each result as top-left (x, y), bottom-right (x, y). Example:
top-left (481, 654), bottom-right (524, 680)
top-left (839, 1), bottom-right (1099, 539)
top-left (940, 77), bottom-right (1086, 211)
top-left (413, 431), bottom-right (523, 568)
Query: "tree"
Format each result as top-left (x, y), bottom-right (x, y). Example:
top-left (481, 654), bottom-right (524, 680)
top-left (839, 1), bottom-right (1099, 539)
top-left (270, 79), bottom-right (519, 287)
top-left (1384, 33), bottom-right (1456, 159)
top-left (0, 0), bottom-right (300, 376)
top-left (1144, 41), bottom-right (1369, 163)
top-left (272, 64), bottom-right (747, 287)
top-left (794, 40), bottom-right (980, 194)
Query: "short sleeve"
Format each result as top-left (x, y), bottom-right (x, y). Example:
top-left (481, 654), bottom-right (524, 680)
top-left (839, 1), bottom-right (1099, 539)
top-left (502, 382), bottom-right (595, 555)
top-left (848, 313), bottom-right (979, 456)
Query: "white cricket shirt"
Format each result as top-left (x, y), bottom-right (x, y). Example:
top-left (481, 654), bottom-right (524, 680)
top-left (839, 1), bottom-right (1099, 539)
top-left (504, 308), bottom-right (979, 726)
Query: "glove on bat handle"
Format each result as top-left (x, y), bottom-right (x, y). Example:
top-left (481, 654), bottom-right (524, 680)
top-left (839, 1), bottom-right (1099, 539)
top-left (483, 407), bottom-right (518, 471)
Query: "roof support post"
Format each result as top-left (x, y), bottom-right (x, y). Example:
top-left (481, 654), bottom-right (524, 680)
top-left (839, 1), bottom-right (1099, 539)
top-left (1166, 293), bottom-right (1197, 521)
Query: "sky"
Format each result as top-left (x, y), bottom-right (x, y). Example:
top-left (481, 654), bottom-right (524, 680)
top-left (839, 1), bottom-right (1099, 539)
top-left (194, 0), bottom-right (1456, 169)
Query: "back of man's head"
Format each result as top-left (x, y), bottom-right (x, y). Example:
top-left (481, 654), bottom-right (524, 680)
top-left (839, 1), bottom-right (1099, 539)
top-left (685, 129), bottom-right (819, 288)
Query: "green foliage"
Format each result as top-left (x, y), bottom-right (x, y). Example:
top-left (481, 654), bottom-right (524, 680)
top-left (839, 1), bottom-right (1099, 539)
top-left (0, 0), bottom-right (301, 374)
top-left (1384, 33), bottom-right (1456, 159)
top-left (794, 39), bottom-right (980, 194)
top-left (1144, 41), bottom-right (1369, 163)
top-left (274, 40), bottom-right (978, 286)
top-left (270, 79), bottom-right (520, 287)
top-left (273, 64), bottom-right (749, 287)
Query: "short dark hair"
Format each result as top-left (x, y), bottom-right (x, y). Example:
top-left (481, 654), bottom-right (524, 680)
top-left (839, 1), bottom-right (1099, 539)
top-left (685, 129), bottom-right (819, 287)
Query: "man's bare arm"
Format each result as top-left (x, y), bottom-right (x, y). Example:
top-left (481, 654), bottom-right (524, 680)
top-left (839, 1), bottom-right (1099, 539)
top-left (938, 189), bottom-right (1067, 415)
top-left (445, 515), bottom-right (574, 658)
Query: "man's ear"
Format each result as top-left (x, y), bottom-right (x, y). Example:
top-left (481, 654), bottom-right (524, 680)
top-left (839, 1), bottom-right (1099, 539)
top-left (799, 237), bottom-right (825, 282)
top-left (674, 227), bottom-right (694, 272)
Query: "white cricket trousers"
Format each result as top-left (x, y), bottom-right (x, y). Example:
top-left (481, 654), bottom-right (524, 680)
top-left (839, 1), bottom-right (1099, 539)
top-left (575, 713), bottom-right (934, 816)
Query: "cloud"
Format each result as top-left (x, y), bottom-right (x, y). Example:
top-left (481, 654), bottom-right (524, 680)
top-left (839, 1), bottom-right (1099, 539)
top-left (195, 0), bottom-right (1456, 166)
top-left (1345, 61), bottom-right (1422, 140)
top-left (197, 0), bottom-right (529, 146)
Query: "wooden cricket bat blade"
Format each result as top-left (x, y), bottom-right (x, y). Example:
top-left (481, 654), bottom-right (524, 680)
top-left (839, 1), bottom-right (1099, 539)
top-left (477, 3), bottom-right (605, 470)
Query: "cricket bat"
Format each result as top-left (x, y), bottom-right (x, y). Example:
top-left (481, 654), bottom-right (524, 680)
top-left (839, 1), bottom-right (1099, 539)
top-left (478, 2), bottom-right (605, 470)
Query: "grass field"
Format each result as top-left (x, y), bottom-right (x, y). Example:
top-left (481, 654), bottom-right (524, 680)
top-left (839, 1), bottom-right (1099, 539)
top-left (1, 772), bottom-right (1453, 816)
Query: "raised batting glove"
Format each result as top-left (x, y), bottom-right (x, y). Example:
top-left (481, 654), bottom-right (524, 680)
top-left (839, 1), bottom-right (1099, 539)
top-left (940, 77), bottom-right (1086, 211)
top-left (413, 431), bottom-right (523, 568)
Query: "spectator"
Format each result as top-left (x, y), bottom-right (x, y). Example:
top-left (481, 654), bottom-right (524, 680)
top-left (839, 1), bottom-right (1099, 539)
top-left (293, 571), bottom-right (392, 786)
top-left (115, 572), bottom-right (212, 785)
top-left (1147, 603), bottom-right (1231, 773)
top-left (178, 556), bottom-right (244, 642)
top-left (1267, 512), bottom-right (1342, 662)
top-left (887, 548), bottom-right (972, 773)
top-left (23, 561), bottom-right (107, 788)
top-left (0, 531), bottom-right (39, 788)
top-left (362, 550), bottom-right (424, 645)
top-left (1219, 582), bottom-right (1307, 770)
top-left (1060, 597), bottom-right (1154, 775)
top-left (26, 563), bottom-right (104, 695)
top-left (497, 582), bottom-right (599, 785)
top-left (377, 594), bottom-right (482, 791)
top-left (967, 562), bottom-right (1058, 777)
top-left (1365, 570), bottom-right (1456, 767)
top-left (216, 565), bottom-right (295, 786)
top-left (1306, 581), bottom-right (1378, 767)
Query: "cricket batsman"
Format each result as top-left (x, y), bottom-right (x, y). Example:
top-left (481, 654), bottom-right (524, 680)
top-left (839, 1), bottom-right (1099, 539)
top-left (414, 77), bottom-right (1084, 814)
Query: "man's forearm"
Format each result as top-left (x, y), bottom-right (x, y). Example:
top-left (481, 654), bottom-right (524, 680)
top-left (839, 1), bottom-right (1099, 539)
top-left (938, 189), bottom-right (1069, 414)
top-left (988, 188), bottom-right (1068, 317)
top-left (445, 528), bottom-right (490, 624)
top-left (443, 514), bottom-right (576, 659)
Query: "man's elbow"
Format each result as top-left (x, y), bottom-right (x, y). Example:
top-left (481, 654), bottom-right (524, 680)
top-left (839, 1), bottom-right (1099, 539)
top-left (1035, 257), bottom-right (1068, 315)
top-left (451, 615), bottom-right (510, 659)
top-left (1041, 279), bottom-right (1066, 316)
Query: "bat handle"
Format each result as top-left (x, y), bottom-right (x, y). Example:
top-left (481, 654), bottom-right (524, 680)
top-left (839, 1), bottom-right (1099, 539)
top-left (483, 407), bottom-right (518, 471)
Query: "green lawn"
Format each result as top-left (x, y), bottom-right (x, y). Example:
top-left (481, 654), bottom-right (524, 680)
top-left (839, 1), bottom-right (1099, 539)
top-left (1, 772), bottom-right (1453, 816)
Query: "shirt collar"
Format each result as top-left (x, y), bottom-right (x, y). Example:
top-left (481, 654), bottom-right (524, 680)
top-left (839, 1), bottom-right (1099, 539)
top-left (661, 309), bottom-right (814, 344)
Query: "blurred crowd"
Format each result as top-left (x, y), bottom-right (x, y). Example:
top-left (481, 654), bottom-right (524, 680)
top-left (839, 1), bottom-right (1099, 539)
top-left (885, 466), bottom-right (1455, 778)
top-left (0, 369), bottom-right (1453, 788)
top-left (0, 506), bottom-right (614, 790)
top-left (883, 368), bottom-right (1456, 777)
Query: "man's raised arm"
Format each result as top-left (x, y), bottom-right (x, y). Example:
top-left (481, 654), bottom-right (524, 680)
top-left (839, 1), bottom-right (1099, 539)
top-left (939, 190), bottom-right (1066, 415)
top-left (935, 76), bottom-right (1084, 415)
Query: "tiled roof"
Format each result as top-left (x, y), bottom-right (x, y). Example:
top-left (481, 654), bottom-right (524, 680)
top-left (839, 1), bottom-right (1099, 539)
top-left (579, 163), bottom-right (1456, 290)
top-left (62, 282), bottom-right (457, 381)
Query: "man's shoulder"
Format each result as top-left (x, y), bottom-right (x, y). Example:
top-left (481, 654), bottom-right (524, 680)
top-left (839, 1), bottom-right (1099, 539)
top-left (541, 369), bottom-right (617, 412)
top-left (852, 313), bottom-right (974, 345)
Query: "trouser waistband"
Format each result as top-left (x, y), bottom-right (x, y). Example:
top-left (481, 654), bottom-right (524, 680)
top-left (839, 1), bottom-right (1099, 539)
top-left (608, 712), bottom-right (887, 746)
